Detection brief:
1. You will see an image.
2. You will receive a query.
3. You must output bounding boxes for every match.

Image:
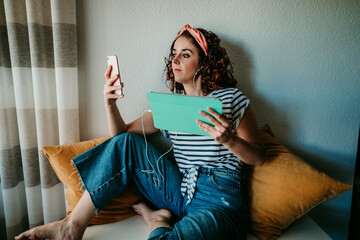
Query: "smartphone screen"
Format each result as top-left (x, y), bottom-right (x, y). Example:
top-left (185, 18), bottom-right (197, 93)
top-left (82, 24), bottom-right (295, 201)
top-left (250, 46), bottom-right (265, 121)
top-left (106, 55), bottom-right (122, 95)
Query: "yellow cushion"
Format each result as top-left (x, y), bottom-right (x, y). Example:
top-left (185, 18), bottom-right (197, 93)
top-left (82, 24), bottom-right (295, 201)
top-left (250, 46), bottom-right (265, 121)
top-left (247, 125), bottom-right (352, 240)
top-left (43, 136), bottom-right (144, 225)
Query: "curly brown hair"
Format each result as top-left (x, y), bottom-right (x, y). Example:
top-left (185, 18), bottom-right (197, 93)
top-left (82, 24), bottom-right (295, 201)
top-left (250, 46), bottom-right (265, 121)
top-left (165, 27), bottom-right (238, 95)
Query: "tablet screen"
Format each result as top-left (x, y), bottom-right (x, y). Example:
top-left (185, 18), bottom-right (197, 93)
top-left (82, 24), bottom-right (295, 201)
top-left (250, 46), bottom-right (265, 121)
top-left (148, 92), bottom-right (223, 136)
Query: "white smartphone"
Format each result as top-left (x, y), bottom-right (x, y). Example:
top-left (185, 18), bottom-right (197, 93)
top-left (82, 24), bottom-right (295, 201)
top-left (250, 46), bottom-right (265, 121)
top-left (106, 55), bottom-right (123, 95)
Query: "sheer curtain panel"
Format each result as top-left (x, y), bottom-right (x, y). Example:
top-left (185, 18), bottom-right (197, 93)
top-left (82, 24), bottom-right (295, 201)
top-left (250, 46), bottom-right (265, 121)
top-left (0, 0), bottom-right (79, 239)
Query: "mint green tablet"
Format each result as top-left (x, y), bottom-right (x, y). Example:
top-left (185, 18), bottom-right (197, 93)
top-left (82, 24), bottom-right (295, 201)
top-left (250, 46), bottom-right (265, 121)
top-left (147, 92), bottom-right (223, 136)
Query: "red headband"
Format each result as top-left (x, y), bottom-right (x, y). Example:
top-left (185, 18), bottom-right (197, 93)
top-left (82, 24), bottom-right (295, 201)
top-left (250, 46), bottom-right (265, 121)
top-left (177, 24), bottom-right (208, 56)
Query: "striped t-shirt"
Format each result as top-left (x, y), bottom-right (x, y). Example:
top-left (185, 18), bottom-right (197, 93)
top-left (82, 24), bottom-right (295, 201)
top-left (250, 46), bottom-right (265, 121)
top-left (161, 88), bottom-right (250, 204)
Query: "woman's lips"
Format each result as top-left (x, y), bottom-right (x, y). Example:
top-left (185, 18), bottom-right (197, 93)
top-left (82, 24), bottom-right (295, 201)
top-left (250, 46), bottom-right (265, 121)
top-left (173, 69), bottom-right (181, 72)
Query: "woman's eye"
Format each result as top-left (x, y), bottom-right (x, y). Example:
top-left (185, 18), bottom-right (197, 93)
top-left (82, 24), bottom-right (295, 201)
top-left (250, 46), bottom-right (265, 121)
top-left (183, 54), bottom-right (190, 58)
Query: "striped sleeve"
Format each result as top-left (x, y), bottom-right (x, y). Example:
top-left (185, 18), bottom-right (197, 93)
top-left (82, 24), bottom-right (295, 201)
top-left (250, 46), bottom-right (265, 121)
top-left (232, 89), bottom-right (250, 130)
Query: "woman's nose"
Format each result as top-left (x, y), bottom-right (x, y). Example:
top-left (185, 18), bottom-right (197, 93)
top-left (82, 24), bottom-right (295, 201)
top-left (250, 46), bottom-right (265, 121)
top-left (172, 54), bottom-right (180, 64)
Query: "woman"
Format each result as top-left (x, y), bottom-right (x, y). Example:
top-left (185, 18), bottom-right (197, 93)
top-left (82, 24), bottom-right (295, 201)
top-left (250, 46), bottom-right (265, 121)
top-left (16, 24), bottom-right (265, 240)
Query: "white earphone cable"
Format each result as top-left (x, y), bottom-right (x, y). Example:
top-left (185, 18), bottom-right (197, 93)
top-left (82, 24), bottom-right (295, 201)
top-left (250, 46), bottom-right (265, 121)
top-left (193, 68), bottom-right (201, 96)
top-left (141, 109), bottom-right (175, 187)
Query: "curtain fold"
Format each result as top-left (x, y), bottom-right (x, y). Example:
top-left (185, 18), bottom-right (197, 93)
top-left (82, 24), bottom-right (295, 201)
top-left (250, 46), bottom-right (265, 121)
top-left (0, 0), bottom-right (78, 239)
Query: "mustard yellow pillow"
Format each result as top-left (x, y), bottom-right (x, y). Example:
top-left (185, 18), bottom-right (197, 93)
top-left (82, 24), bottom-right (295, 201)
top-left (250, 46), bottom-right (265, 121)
top-left (246, 125), bottom-right (352, 240)
top-left (43, 137), bottom-right (145, 225)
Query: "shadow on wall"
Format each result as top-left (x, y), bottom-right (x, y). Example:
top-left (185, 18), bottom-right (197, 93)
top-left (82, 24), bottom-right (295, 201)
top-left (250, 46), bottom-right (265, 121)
top-left (220, 38), bottom-right (353, 182)
top-left (287, 143), bottom-right (354, 183)
top-left (221, 37), bottom-right (354, 240)
top-left (221, 39), bottom-right (290, 137)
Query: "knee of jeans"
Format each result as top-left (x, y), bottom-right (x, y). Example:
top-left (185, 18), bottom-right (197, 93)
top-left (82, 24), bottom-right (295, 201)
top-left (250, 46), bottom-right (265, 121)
top-left (113, 132), bottom-right (138, 143)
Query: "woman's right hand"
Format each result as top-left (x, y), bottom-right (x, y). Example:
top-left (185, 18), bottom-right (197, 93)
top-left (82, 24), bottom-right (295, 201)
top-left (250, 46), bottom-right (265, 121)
top-left (104, 65), bottom-right (124, 108)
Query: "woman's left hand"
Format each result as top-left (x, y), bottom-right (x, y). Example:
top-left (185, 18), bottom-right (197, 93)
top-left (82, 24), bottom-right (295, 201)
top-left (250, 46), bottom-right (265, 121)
top-left (196, 107), bottom-right (234, 144)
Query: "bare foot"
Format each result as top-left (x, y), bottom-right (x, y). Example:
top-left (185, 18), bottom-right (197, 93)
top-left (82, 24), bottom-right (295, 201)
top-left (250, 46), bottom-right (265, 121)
top-left (15, 217), bottom-right (86, 240)
top-left (132, 202), bottom-right (173, 233)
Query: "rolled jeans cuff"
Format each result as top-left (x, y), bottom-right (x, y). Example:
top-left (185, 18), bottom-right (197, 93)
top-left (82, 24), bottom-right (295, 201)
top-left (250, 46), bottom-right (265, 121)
top-left (148, 226), bottom-right (172, 239)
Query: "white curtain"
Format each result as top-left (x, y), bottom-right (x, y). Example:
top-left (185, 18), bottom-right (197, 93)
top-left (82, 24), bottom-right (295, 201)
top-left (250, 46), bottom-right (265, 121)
top-left (0, 0), bottom-right (79, 239)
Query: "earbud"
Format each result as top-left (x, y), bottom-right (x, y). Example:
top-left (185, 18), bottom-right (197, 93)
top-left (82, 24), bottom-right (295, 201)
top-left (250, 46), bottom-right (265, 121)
top-left (193, 67), bottom-right (203, 96)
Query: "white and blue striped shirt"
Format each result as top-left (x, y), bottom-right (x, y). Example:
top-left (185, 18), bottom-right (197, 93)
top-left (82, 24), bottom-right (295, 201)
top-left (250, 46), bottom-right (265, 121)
top-left (161, 88), bottom-right (250, 204)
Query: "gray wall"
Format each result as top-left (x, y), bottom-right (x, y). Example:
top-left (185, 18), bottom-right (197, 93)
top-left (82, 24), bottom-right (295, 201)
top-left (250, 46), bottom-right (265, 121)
top-left (76, 1), bottom-right (360, 239)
